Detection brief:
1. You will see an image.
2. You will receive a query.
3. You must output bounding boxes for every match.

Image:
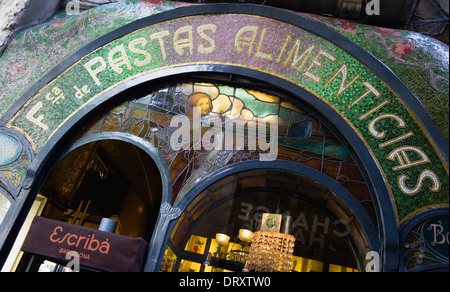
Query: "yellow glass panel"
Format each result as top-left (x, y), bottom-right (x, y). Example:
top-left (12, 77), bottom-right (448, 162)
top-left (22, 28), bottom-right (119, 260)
top-left (329, 264), bottom-right (358, 272)
top-left (212, 94), bottom-right (232, 114)
top-left (160, 246), bottom-right (177, 272)
top-left (304, 258), bottom-right (323, 272)
top-left (291, 256), bottom-right (323, 272)
top-left (208, 238), bottom-right (227, 257)
top-left (179, 260), bottom-right (213, 272)
top-left (280, 101), bottom-right (302, 112)
top-left (210, 267), bottom-right (234, 273)
top-left (179, 260), bottom-right (200, 272)
top-left (185, 235), bottom-right (207, 254)
top-left (291, 256), bottom-right (304, 272)
top-left (246, 89), bottom-right (280, 103)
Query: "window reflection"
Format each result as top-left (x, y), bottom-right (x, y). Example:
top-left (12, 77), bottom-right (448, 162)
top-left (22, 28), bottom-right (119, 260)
top-left (163, 169), bottom-right (369, 272)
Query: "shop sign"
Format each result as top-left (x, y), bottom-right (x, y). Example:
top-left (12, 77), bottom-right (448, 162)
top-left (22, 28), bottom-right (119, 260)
top-left (6, 13), bottom-right (448, 223)
top-left (422, 216), bottom-right (449, 260)
top-left (21, 216), bottom-right (148, 272)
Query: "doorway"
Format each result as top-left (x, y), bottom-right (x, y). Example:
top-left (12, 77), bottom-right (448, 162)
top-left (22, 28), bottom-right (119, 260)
top-left (164, 167), bottom-right (374, 272)
top-left (13, 138), bottom-right (163, 271)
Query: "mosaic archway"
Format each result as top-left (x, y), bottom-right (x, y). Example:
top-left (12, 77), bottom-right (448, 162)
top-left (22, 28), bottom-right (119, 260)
top-left (0, 4), bottom-right (448, 271)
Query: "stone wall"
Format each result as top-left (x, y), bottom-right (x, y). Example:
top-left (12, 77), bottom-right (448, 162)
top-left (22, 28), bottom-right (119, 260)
top-left (0, 0), bottom-right (59, 56)
top-left (0, 0), bottom-right (28, 55)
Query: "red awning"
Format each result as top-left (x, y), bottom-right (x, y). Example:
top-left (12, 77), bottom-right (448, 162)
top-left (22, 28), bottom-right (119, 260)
top-left (21, 216), bottom-right (148, 272)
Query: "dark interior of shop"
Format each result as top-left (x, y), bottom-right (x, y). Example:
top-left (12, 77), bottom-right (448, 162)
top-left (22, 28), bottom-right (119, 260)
top-left (38, 140), bottom-right (162, 242)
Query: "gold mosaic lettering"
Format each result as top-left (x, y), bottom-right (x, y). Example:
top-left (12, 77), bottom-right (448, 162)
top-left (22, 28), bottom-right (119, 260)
top-left (368, 113), bottom-right (406, 139)
top-left (255, 28), bottom-right (273, 61)
top-left (276, 34), bottom-right (292, 63)
top-left (284, 39), bottom-right (315, 72)
top-left (387, 146), bottom-right (431, 171)
top-left (83, 56), bottom-right (107, 86)
top-left (44, 87), bottom-right (65, 105)
top-left (304, 49), bottom-right (337, 83)
top-left (74, 85), bottom-right (91, 99)
top-left (324, 63), bottom-right (361, 98)
top-left (398, 169), bottom-right (441, 196)
top-left (358, 100), bottom-right (390, 120)
top-left (235, 25), bottom-right (258, 55)
top-left (108, 45), bottom-right (132, 74)
top-left (151, 31), bottom-right (170, 60)
top-left (26, 102), bottom-right (49, 131)
top-left (379, 131), bottom-right (415, 148)
top-left (348, 81), bottom-right (381, 109)
top-left (174, 26), bottom-right (194, 56)
top-left (197, 24), bottom-right (216, 54)
top-left (129, 37), bottom-right (151, 67)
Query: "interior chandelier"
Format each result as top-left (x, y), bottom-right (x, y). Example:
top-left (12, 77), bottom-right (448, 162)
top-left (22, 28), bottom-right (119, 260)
top-left (246, 214), bottom-right (295, 272)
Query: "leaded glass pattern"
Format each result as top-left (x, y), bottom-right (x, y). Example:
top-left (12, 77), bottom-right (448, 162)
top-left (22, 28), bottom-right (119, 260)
top-left (80, 82), bottom-right (374, 221)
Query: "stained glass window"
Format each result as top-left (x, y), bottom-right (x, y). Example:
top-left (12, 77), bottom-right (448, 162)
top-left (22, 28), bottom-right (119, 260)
top-left (403, 216), bottom-right (449, 271)
top-left (81, 82), bottom-right (373, 219)
top-left (72, 80), bottom-right (377, 272)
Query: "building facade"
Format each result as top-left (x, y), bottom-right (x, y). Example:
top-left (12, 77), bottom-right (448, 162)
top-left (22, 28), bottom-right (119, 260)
top-left (0, 0), bottom-right (448, 272)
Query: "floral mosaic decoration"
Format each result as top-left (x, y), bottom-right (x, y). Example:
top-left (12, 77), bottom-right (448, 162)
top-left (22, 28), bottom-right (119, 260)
top-left (0, 0), bottom-right (189, 119)
top-left (320, 17), bottom-right (449, 141)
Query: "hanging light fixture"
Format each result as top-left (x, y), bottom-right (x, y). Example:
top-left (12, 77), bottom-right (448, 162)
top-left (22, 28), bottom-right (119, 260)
top-left (238, 229), bottom-right (254, 243)
top-left (216, 233), bottom-right (230, 247)
top-left (215, 233), bottom-right (230, 258)
top-left (246, 214), bottom-right (295, 272)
